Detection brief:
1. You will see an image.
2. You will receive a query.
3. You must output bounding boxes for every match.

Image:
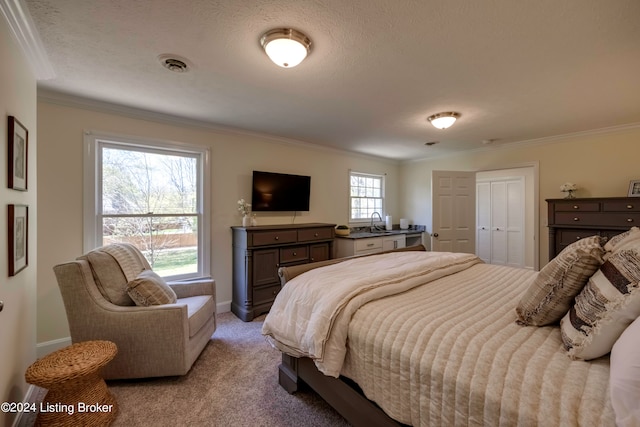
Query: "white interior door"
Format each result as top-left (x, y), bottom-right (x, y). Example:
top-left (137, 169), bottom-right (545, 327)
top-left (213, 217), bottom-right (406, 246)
top-left (431, 171), bottom-right (476, 253)
top-left (476, 181), bottom-right (491, 262)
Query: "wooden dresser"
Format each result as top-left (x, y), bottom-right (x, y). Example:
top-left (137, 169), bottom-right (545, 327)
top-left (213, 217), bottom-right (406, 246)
top-left (547, 197), bottom-right (640, 259)
top-left (231, 223), bottom-right (335, 321)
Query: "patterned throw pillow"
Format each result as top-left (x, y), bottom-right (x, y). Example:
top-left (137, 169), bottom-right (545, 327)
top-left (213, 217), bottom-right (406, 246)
top-left (560, 249), bottom-right (640, 360)
top-left (126, 270), bottom-right (177, 306)
top-left (516, 235), bottom-right (604, 326)
top-left (604, 227), bottom-right (640, 253)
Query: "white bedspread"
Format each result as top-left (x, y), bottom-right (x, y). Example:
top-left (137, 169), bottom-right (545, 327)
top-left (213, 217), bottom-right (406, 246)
top-left (262, 251), bottom-right (482, 376)
top-left (342, 263), bottom-right (614, 426)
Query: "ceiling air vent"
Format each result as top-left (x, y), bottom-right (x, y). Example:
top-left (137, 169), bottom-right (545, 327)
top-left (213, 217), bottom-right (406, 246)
top-left (158, 54), bottom-right (191, 73)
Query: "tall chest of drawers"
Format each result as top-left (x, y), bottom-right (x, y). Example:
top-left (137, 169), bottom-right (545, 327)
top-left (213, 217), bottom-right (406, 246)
top-left (231, 223), bottom-right (335, 321)
top-left (547, 197), bottom-right (640, 259)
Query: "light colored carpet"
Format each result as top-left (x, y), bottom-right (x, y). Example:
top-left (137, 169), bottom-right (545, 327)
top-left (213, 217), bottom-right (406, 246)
top-left (106, 312), bottom-right (350, 426)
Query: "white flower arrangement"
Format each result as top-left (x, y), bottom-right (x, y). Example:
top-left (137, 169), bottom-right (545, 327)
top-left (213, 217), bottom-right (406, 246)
top-left (560, 182), bottom-right (577, 192)
top-left (237, 198), bottom-right (251, 216)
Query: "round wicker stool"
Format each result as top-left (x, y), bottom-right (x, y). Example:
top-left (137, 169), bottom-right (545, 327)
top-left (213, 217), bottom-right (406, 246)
top-left (25, 340), bottom-right (118, 426)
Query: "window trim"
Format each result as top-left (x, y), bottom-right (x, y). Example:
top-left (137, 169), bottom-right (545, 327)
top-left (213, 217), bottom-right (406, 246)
top-left (348, 170), bottom-right (386, 224)
top-left (83, 130), bottom-right (211, 279)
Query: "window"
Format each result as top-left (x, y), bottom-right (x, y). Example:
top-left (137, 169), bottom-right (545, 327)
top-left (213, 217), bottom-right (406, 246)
top-left (84, 131), bottom-right (210, 280)
top-left (349, 171), bottom-right (385, 222)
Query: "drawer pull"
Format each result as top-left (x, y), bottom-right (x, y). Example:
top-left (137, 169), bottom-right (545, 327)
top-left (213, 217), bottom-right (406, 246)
top-left (573, 205), bottom-right (579, 209)
top-left (576, 236), bottom-right (582, 240)
top-left (628, 205), bottom-right (634, 209)
top-left (628, 218), bottom-right (634, 223)
top-left (573, 217), bottom-right (580, 221)
top-left (292, 252), bottom-right (297, 256)
top-left (274, 236), bottom-right (279, 240)
top-left (314, 232), bottom-right (319, 237)
top-left (367, 243), bottom-right (375, 247)
top-left (273, 290), bottom-right (278, 295)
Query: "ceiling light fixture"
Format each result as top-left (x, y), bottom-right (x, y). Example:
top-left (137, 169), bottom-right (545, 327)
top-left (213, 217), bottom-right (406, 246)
top-left (260, 28), bottom-right (312, 68)
top-left (427, 112), bottom-right (460, 129)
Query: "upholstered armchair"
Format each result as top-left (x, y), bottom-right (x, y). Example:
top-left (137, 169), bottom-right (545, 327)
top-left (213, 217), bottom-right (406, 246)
top-left (53, 243), bottom-right (216, 380)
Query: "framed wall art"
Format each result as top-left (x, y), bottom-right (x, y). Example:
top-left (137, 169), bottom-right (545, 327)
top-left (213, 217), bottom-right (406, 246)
top-left (8, 116), bottom-right (28, 191)
top-left (8, 204), bottom-right (28, 276)
top-left (628, 180), bottom-right (640, 198)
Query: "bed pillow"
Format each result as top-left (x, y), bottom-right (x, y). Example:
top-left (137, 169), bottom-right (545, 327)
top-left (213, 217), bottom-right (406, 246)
top-left (126, 270), bottom-right (177, 306)
top-left (610, 316), bottom-right (640, 427)
top-left (515, 235), bottom-right (604, 326)
top-left (604, 227), bottom-right (640, 252)
top-left (560, 249), bottom-right (640, 360)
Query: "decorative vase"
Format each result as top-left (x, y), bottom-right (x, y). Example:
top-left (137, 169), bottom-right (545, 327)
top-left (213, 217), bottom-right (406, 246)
top-left (242, 215), bottom-right (251, 227)
top-left (564, 190), bottom-right (575, 199)
top-left (251, 214), bottom-right (258, 226)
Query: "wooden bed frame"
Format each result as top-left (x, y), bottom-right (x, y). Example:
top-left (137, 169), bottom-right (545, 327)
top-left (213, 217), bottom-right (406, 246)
top-left (274, 245), bottom-right (426, 427)
top-left (278, 354), bottom-right (405, 427)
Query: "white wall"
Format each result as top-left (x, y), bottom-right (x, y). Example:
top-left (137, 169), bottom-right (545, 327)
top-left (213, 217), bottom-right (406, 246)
top-left (0, 17), bottom-right (38, 427)
top-left (36, 101), bottom-right (400, 345)
top-left (399, 126), bottom-right (640, 266)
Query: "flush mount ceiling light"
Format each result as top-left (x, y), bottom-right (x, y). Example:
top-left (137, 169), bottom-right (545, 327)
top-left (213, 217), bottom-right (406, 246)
top-left (260, 28), bottom-right (312, 68)
top-left (427, 112), bottom-right (460, 129)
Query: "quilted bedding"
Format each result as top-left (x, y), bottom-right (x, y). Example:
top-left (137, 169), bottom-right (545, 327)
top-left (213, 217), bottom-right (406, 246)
top-left (263, 251), bottom-right (614, 426)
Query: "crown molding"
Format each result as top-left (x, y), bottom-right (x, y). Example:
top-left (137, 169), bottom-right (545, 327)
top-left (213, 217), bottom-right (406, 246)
top-left (38, 88), bottom-right (400, 165)
top-left (404, 121), bottom-right (640, 164)
top-left (0, 0), bottom-right (55, 80)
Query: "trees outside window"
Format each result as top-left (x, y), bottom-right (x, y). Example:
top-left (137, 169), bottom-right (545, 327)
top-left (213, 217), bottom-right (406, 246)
top-left (85, 133), bottom-right (210, 280)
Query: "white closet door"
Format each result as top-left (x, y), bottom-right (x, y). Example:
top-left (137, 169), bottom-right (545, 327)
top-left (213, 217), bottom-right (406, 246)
top-left (475, 177), bottom-right (524, 268)
top-left (491, 181), bottom-right (508, 265)
top-left (505, 179), bottom-right (524, 267)
top-left (476, 182), bottom-right (491, 263)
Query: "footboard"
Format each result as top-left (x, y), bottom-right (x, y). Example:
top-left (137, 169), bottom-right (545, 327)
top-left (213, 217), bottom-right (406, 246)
top-left (279, 354), bottom-right (403, 427)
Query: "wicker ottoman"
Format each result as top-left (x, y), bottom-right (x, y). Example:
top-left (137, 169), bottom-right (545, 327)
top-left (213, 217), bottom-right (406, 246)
top-left (25, 340), bottom-right (118, 426)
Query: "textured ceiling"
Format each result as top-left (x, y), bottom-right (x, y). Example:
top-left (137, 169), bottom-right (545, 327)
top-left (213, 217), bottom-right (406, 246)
top-left (24, 0), bottom-right (640, 160)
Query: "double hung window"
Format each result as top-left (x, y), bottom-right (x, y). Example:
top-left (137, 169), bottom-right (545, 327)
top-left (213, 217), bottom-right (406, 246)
top-left (349, 171), bottom-right (385, 222)
top-left (84, 132), bottom-right (210, 280)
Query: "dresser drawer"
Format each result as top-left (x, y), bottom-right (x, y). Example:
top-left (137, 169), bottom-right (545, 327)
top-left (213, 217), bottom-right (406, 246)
top-left (553, 201), bottom-right (600, 212)
top-left (253, 284), bottom-right (281, 305)
top-left (557, 229), bottom-right (599, 245)
top-left (602, 200), bottom-right (640, 212)
top-left (280, 246), bottom-right (309, 264)
top-left (252, 230), bottom-right (298, 246)
top-left (556, 212), bottom-right (640, 227)
top-left (298, 227), bottom-right (334, 242)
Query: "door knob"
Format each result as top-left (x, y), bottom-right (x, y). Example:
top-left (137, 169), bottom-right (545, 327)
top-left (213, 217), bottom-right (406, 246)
top-left (432, 233), bottom-right (439, 237)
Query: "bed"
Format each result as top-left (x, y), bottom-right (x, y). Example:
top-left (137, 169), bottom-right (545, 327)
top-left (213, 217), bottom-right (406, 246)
top-left (262, 236), bottom-right (640, 427)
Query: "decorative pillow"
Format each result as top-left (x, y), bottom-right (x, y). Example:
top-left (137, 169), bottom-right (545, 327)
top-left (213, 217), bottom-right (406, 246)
top-left (610, 316), bottom-right (640, 427)
top-left (604, 227), bottom-right (640, 253)
top-left (126, 270), bottom-right (177, 306)
top-left (515, 235), bottom-right (604, 326)
top-left (560, 249), bottom-right (640, 360)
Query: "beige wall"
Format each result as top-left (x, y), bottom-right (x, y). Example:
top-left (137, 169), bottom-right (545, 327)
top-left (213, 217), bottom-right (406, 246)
top-left (399, 126), bottom-right (640, 266)
top-left (36, 101), bottom-right (400, 344)
top-left (0, 18), bottom-right (38, 427)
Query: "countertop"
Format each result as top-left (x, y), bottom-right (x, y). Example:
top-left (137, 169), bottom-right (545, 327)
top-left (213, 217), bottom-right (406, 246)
top-left (336, 225), bottom-right (426, 239)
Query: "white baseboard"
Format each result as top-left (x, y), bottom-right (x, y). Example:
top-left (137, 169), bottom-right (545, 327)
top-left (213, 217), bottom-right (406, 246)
top-left (36, 336), bottom-right (72, 359)
top-left (217, 300), bottom-right (231, 313)
top-left (12, 385), bottom-right (43, 427)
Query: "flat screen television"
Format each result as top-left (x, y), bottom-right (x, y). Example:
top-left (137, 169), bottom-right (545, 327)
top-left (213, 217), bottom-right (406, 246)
top-left (251, 171), bottom-right (311, 212)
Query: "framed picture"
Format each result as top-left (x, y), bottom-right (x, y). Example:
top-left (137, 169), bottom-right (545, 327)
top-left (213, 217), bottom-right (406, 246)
top-left (8, 116), bottom-right (28, 191)
top-left (628, 180), bottom-right (640, 198)
top-left (8, 204), bottom-right (28, 276)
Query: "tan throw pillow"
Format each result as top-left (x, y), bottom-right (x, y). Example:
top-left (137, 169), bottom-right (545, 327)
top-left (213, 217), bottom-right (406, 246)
top-left (515, 235), bottom-right (604, 326)
top-left (560, 249), bottom-right (640, 360)
top-left (126, 270), bottom-right (177, 306)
